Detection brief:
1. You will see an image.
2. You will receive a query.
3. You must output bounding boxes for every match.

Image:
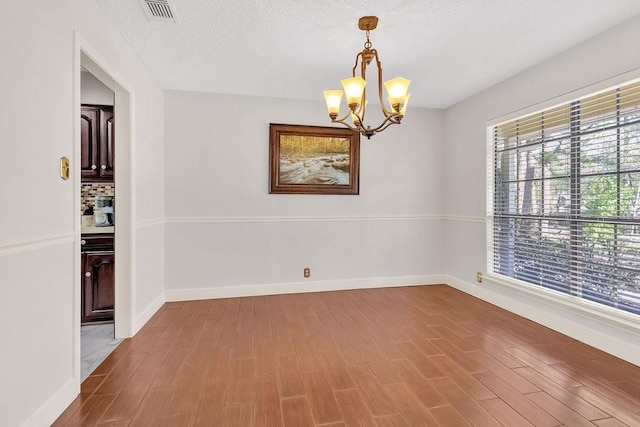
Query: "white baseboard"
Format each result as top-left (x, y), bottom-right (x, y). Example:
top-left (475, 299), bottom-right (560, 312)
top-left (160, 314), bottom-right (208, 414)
top-left (21, 377), bottom-right (78, 427)
top-left (133, 291), bottom-right (166, 334)
top-left (444, 274), bottom-right (640, 367)
top-left (165, 274), bottom-right (445, 302)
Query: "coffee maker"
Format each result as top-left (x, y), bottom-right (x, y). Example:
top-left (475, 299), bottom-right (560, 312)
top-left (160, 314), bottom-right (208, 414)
top-left (94, 195), bottom-right (114, 226)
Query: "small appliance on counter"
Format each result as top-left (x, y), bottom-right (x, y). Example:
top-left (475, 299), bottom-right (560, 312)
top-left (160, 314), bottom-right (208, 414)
top-left (82, 206), bottom-right (94, 227)
top-left (94, 195), bottom-right (114, 226)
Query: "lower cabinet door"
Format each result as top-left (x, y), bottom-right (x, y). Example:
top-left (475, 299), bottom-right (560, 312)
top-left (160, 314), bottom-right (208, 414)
top-left (82, 251), bottom-right (115, 323)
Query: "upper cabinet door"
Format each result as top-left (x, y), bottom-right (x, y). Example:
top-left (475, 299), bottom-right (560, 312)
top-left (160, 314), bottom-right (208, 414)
top-left (80, 107), bottom-right (100, 181)
top-left (81, 105), bottom-right (114, 182)
top-left (100, 109), bottom-right (114, 180)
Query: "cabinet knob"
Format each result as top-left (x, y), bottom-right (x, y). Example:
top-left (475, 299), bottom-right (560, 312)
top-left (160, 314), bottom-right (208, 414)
top-left (81, 239), bottom-right (86, 245)
top-left (85, 272), bottom-right (91, 277)
top-left (91, 165), bottom-right (97, 170)
top-left (101, 165), bottom-right (107, 170)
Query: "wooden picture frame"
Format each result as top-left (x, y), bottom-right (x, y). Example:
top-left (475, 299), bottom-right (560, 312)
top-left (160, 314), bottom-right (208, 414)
top-left (269, 123), bottom-right (360, 195)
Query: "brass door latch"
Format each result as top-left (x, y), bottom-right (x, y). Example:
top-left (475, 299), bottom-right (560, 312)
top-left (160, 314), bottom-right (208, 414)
top-left (60, 157), bottom-right (70, 180)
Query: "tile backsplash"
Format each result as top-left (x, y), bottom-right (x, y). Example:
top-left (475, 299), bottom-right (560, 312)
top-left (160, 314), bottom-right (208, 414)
top-left (81, 183), bottom-right (114, 213)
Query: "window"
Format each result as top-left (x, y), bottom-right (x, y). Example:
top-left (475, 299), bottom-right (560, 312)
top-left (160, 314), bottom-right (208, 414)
top-left (488, 80), bottom-right (640, 317)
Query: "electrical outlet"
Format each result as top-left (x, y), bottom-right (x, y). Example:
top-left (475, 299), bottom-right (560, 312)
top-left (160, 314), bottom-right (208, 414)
top-left (476, 271), bottom-right (483, 283)
top-left (303, 268), bottom-right (310, 278)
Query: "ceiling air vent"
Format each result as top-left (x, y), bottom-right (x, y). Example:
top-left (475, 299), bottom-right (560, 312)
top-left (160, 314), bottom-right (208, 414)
top-left (139, 0), bottom-right (177, 22)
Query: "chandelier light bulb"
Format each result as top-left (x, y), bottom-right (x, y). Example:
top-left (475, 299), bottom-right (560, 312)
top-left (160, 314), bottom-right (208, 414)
top-left (323, 90), bottom-right (344, 117)
top-left (388, 92), bottom-right (412, 115)
top-left (384, 77), bottom-right (411, 109)
top-left (341, 76), bottom-right (366, 109)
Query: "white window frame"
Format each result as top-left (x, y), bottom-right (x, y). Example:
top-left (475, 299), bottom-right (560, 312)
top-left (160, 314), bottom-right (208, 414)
top-left (486, 68), bottom-right (640, 332)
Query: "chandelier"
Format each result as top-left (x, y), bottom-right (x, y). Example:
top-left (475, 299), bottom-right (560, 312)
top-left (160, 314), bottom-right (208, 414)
top-left (323, 16), bottom-right (411, 139)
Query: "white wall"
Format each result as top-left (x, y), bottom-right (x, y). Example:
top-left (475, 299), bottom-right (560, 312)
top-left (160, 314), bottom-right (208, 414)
top-left (443, 14), bottom-right (640, 365)
top-left (0, 1), bottom-right (164, 425)
top-left (81, 71), bottom-right (114, 105)
top-left (164, 91), bottom-right (445, 298)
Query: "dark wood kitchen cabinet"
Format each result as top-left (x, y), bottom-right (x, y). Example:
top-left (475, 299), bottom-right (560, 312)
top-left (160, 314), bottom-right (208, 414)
top-left (81, 235), bottom-right (114, 323)
top-left (81, 105), bottom-right (114, 182)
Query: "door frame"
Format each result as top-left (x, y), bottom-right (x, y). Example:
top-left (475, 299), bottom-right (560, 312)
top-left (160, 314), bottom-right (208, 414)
top-left (74, 33), bottom-right (134, 382)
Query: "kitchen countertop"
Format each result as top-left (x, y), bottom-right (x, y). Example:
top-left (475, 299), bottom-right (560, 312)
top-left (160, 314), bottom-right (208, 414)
top-left (81, 225), bottom-right (114, 234)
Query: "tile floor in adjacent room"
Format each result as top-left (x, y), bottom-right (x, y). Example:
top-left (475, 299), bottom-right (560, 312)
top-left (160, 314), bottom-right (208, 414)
top-left (81, 323), bottom-right (123, 382)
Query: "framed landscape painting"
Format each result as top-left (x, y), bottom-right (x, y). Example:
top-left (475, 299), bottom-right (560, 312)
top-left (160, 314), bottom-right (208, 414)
top-left (269, 123), bottom-right (360, 195)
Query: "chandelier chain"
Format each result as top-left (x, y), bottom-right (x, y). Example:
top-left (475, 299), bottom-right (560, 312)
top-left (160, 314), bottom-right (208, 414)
top-left (364, 30), bottom-right (372, 50)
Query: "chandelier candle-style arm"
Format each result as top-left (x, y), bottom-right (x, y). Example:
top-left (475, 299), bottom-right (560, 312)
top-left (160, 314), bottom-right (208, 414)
top-left (323, 16), bottom-right (411, 139)
top-left (328, 106), bottom-right (403, 138)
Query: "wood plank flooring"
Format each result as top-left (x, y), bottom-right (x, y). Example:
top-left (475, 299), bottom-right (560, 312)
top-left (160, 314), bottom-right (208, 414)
top-left (54, 285), bottom-right (640, 426)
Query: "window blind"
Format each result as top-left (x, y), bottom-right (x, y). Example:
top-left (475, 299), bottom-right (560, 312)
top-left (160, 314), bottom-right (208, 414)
top-left (489, 80), bottom-right (640, 316)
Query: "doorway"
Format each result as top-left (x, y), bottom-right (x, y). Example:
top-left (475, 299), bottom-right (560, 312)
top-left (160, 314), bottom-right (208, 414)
top-left (79, 69), bottom-right (121, 380)
top-left (75, 37), bottom-right (133, 385)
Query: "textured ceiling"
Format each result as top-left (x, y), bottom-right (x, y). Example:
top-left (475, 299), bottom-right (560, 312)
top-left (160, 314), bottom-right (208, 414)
top-left (96, 0), bottom-right (640, 108)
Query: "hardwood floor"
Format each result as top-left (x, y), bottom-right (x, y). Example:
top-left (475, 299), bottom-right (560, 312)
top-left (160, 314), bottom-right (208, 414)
top-left (54, 285), bottom-right (640, 426)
